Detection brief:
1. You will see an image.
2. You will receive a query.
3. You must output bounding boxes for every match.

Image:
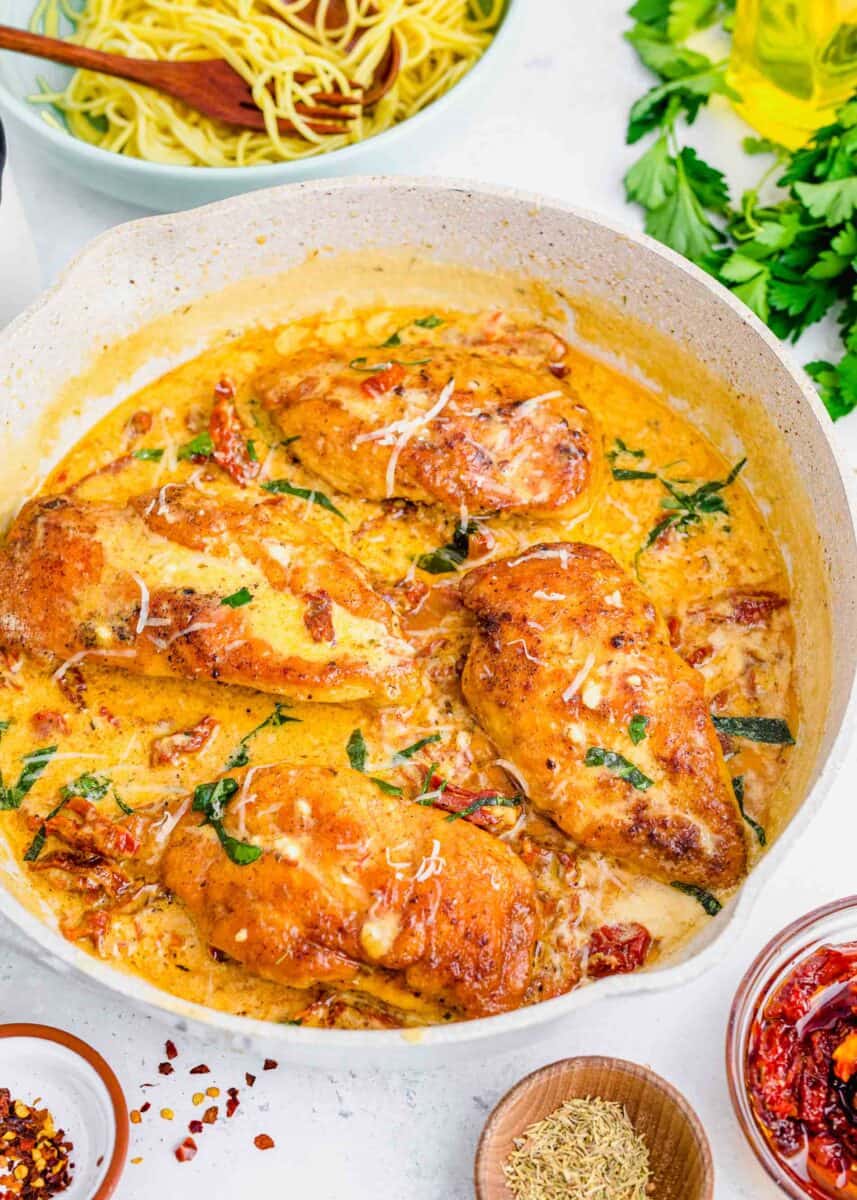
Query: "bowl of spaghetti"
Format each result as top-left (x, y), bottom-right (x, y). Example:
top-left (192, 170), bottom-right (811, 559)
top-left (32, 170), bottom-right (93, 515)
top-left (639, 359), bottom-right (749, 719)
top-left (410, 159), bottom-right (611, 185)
top-left (0, 0), bottom-right (516, 210)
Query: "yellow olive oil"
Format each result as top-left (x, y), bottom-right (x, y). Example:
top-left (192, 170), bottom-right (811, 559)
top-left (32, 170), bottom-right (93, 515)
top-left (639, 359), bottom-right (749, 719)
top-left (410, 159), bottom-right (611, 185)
top-left (727, 0), bottom-right (857, 148)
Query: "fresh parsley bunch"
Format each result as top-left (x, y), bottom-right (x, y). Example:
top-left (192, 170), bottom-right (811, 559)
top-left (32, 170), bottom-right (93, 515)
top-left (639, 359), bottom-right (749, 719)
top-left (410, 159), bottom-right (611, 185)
top-left (623, 0), bottom-right (857, 419)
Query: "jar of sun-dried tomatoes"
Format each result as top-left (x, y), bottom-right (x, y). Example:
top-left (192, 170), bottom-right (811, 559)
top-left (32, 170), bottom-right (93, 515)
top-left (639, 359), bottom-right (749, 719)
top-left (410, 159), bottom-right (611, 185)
top-left (727, 897), bottom-right (857, 1199)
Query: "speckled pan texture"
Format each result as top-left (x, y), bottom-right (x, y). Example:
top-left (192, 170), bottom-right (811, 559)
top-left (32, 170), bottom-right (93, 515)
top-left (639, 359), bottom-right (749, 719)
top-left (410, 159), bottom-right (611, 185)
top-left (0, 177), bottom-right (854, 1068)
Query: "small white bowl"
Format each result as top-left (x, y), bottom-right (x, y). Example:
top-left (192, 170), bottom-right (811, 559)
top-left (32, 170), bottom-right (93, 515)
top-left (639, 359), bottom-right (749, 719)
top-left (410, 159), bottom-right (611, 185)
top-left (0, 0), bottom-right (522, 211)
top-left (0, 1023), bottom-right (128, 1200)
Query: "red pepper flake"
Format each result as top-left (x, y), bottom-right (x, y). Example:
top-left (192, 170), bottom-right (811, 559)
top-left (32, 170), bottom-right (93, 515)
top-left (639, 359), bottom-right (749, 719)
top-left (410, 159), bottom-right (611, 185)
top-left (157, 1062), bottom-right (174, 1076)
top-left (245, 1073), bottom-right (256, 1087)
top-left (140, 1102), bottom-right (151, 1114)
top-left (165, 1039), bottom-right (178, 1060)
top-left (188, 1120), bottom-right (203, 1135)
top-left (174, 1137), bottom-right (197, 1164)
top-left (189, 1064), bottom-right (210, 1075)
top-left (0, 1087), bottom-right (75, 1197)
top-left (254, 1134), bottom-right (275, 1151)
top-left (202, 1106), bottom-right (218, 1125)
top-left (263, 1058), bottom-right (278, 1071)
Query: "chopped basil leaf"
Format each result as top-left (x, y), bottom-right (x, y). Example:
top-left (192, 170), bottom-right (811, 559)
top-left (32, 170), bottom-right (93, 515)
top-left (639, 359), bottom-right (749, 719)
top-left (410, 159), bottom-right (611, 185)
top-left (261, 479), bottom-right (346, 521)
top-left (369, 777), bottom-right (404, 796)
top-left (613, 467), bottom-right (658, 480)
top-left (214, 823), bottom-right (262, 866)
top-left (671, 881), bottom-right (722, 916)
top-left (0, 720), bottom-right (10, 741)
top-left (392, 733), bottom-right (442, 764)
top-left (281, 436), bottom-right (301, 448)
top-left (193, 776), bottom-right (260, 865)
top-left (414, 315), bottom-right (444, 329)
top-left (444, 794), bottom-right (522, 822)
top-left (712, 716), bottom-right (794, 745)
top-left (608, 438), bottom-right (656, 481)
top-left (415, 764), bottom-right (447, 806)
top-left (132, 448), bottom-right (165, 462)
top-left (381, 330), bottom-right (402, 348)
top-left (584, 747), bottom-right (653, 791)
top-left (23, 791), bottom-right (74, 863)
top-left (177, 432), bottom-right (214, 461)
top-left (22, 827), bottom-right (46, 863)
top-left (733, 775), bottom-right (766, 846)
top-left (0, 746), bottom-right (58, 810)
top-left (628, 714), bottom-right (649, 745)
top-left (221, 587), bottom-right (253, 608)
top-left (61, 772), bottom-right (110, 802)
top-left (638, 458), bottom-right (747, 567)
top-left (194, 777), bottom-right (239, 820)
top-left (113, 789), bottom-right (134, 816)
top-left (348, 356), bottom-right (432, 371)
top-left (246, 439), bottom-right (259, 462)
top-left (224, 702), bottom-right (299, 771)
top-left (416, 520), bottom-right (478, 574)
top-left (346, 729), bottom-right (367, 773)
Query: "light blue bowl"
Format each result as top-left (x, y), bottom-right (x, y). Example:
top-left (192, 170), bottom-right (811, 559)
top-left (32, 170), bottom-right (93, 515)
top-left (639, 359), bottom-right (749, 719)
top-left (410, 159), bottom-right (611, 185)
top-left (0, 0), bottom-right (521, 211)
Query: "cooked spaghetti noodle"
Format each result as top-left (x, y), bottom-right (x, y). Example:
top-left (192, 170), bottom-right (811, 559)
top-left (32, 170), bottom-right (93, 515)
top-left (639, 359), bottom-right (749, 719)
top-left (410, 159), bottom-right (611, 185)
top-left (28, 0), bottom-right (503, 166)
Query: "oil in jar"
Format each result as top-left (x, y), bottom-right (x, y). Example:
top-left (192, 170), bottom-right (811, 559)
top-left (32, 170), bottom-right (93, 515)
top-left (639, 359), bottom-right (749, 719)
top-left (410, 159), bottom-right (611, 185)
top-left (727, 0), bottom-right (857, 148)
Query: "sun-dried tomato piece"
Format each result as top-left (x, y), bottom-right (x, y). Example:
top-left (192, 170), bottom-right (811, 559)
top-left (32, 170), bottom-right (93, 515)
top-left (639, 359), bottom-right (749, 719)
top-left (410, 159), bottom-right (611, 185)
top-left (158, 1063), bottom-right (174, 1076)
top-left (188, 1119), bottom-right (203, 1134)
top-left (586, 922), bottom-right (652, 979)
top-left (45, 795), bottom-right (139, 860)
top-left (189, 1064), bottom-right (210, 1075)
top-left (150, 716), bottom-right (219, 766)
top-left (34, 851), bottom-right (130, 899)
top-left (128, 410), bottom-right (153, 438)
top-left (263, 1059), bottom-right (278, 1071)
top-left (416, 775), bottom-right (520, 832)
top-left (57, 664), bottom-right (87, 710)
top-left (175, 1137), bottom-right (198, 1163)
top-left (303, 590), bottom-right (335, 644)
top-left (360, 362), bottom-right (405, 398)
top-left (750, 1021), bottom-right (801, 1119)
top-left (165, 1039), bottom-right (178, 1060)
top-left (209, 381), bottom-right (260, 487)
top-left (61, 908), bottom-right (111, 951)
top-left (30, 709), bottom-right (70, 738)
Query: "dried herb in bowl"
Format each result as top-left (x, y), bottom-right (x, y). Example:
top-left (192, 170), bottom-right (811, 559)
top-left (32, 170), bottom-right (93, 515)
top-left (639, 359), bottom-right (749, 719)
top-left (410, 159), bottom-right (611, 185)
top-left (503, 1096), bottom-right (652, 1200)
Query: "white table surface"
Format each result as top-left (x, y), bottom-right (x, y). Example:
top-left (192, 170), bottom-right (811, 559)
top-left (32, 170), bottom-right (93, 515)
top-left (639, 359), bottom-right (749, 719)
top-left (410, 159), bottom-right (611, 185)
top-left (2, 2), bottom-right (857, 1197)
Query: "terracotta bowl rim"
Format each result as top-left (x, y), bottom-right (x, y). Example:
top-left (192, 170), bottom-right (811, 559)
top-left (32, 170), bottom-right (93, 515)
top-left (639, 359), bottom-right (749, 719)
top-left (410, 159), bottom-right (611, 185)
top-left (0, 1021), bottom-right (129, 1200)
top-left (474, 1054), bottom-right (714, 1200)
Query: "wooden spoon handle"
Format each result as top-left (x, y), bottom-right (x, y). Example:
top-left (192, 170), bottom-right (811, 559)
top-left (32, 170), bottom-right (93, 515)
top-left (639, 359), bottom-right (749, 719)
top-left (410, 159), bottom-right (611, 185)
top-left (0, 23), bottom-right (160, 87)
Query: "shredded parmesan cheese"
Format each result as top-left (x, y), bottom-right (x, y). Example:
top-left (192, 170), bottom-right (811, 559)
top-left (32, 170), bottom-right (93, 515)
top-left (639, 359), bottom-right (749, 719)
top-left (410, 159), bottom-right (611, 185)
top-left (562, 651), bottom-right (596, 703)
top-left (132, 573), bottom-right (150, 635)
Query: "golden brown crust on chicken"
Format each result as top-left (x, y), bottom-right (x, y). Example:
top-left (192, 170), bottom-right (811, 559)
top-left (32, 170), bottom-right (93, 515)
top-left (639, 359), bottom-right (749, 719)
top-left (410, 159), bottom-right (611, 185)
top-left (459, 543), bottom-right (748, 889)
top-left (161, 765), bottom-right (539, 1017)
top-left (0, 486), bottom-right (416, 705)
top-left (258, 345), bottom-right (601, 516)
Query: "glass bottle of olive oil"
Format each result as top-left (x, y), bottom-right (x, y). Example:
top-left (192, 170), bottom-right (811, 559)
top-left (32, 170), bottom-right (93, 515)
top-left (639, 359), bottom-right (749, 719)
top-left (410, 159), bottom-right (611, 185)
top-left (727, 0), bottom-right (857, 148)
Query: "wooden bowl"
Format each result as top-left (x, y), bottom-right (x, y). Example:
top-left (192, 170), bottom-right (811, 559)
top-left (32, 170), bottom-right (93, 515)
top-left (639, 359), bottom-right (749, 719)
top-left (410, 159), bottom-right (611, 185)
top-left (475, 1056), bottom-right (714, 1200)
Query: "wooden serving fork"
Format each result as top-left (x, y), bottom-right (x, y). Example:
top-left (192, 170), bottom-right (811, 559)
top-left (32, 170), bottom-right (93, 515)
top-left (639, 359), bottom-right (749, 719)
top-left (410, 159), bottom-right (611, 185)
top-left (0, 13), bottom-right (400, 136)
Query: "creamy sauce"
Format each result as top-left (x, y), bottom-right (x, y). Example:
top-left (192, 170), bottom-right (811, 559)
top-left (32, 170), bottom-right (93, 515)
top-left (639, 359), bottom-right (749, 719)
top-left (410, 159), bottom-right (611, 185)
top-left (0, 307), bottom-right (798, 1027)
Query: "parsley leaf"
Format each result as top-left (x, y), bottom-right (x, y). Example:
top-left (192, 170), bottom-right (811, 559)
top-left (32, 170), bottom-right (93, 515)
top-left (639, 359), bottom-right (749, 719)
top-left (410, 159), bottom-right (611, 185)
top-left (414, 314), bottom-right (444, 329)
top-left (132, 448), bottom-right (165, 462)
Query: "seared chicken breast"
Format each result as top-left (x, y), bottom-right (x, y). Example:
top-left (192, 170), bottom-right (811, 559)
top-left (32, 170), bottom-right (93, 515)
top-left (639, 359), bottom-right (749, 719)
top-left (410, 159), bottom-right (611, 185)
top-left (460, 543), bottom-right (748, 889)
top-left (0, 486), bottom-right (415, 705)
top-left (161, 765), bottom-right (539, 1017)
top-left (259, 345), bottom-right (601, 516)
